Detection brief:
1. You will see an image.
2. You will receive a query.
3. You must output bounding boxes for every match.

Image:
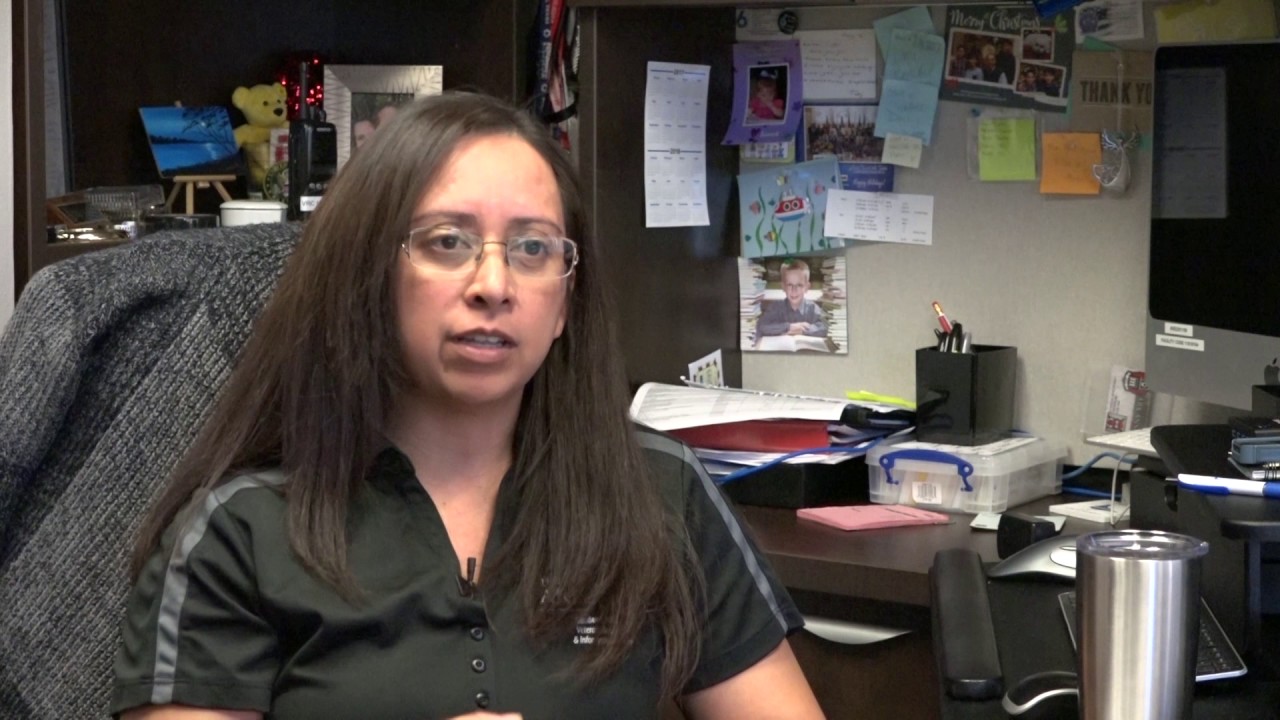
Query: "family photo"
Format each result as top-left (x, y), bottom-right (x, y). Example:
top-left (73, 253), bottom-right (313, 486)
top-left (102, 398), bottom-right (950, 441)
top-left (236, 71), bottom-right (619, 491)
top-left (803, 105), bottom-right (884, 163)
top-left (946, 30), bottom-right (1020, 87)
top-left (1016, 62), bottom-right (1066, 97)
top-left (350, 92), bottom-right (414, 149)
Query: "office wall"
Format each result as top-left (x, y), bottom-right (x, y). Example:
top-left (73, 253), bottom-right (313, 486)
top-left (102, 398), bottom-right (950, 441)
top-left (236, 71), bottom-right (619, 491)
top-left (735, 6), bottom-right (1225, 463)
top-left (2, 0), bottom-right (16, 330)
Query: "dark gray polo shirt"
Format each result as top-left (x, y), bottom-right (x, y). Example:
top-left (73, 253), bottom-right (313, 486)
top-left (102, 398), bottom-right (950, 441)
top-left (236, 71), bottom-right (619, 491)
top-left (112, 427), bottom-right (802, 719)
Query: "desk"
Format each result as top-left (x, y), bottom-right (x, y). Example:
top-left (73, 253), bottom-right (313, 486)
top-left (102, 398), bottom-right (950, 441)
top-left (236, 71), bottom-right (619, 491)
top-left (735, 495), bottom-right (1111, 720)
top-left (738, 495), bottom-right (1107, 608)
top-left (939, 578), bottom-right (1280, 719)
top-left (1142, 425), bottom-right (1280, 678)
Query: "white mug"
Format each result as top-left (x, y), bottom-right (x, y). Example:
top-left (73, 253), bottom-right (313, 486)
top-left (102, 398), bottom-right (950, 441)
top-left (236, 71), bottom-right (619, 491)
top-left (220, 200), bottom-right (287, 227)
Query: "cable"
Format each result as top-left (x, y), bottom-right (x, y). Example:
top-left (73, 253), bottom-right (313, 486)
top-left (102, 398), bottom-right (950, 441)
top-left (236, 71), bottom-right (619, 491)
top-left (712, 428), bottom-right (910, 486)
top-left (1061, 451), bottom-right (1136, 481)
top-left (1059, 485), bottom-right (1115, 498)
top-left (1109, 452), bottom-right (1138, 526)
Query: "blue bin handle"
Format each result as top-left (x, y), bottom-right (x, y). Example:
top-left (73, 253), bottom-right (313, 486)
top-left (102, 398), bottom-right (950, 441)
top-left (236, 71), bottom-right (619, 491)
top-left (879, 449), bottom-right (975, 492)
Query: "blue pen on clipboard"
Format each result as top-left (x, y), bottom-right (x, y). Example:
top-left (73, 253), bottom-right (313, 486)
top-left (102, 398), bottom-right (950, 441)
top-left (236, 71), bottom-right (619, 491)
top-left (1177, 474), bottom-right (1280, 498)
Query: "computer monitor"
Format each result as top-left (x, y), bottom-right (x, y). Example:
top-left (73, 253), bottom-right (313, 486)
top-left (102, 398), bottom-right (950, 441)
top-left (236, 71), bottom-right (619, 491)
top-left (1145, 41), bottom-right (1280, 411)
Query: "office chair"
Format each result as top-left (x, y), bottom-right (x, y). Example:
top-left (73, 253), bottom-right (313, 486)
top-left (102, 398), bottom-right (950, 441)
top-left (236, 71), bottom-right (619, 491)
top-left (0, 222), bottom-right (301, 718)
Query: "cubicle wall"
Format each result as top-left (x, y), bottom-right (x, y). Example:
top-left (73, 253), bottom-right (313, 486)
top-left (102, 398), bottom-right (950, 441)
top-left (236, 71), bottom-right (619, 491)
top-left (728, 5), bottom-right (1225, 464)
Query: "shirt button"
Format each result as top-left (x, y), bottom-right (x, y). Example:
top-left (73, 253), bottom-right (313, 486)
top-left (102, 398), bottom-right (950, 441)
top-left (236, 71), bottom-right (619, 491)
top-left (469, 626), bottom-right (486, 641)
top-left (474, 690), bottom-right (490, 708)
top-left (471, 657), bottom-right (487, 673)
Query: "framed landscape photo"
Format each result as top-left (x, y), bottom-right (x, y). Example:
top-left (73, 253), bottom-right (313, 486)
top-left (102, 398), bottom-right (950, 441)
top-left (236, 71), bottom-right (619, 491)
top-left (323, 64), bottom-right (443, 169)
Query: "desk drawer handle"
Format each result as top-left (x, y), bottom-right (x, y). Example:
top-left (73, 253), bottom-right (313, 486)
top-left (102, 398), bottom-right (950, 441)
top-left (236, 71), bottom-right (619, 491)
top-left (801, 615), bottom-right (911, 646)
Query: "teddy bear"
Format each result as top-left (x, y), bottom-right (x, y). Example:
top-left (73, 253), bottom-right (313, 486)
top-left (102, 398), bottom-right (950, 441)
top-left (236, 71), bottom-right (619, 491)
top-left (231, 83), bottom-right (288, 189)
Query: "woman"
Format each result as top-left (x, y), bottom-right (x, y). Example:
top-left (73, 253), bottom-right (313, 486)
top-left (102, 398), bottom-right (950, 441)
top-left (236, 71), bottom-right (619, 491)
top-left (112, 92), bottom-right (822, 719)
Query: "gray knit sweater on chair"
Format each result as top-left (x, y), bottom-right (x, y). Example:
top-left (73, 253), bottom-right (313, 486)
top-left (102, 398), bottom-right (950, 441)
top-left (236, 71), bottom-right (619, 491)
top-left (0, 223), bottom-right (301, 718)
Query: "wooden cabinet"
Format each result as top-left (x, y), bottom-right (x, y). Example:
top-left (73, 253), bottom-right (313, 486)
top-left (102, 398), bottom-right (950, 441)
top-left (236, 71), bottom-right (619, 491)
top-left (12, 0), bottom-right (745, 386)
top-left (576, 5), bottom-right (744, 387)
top-left (11, 0), bottom-right (534, 295)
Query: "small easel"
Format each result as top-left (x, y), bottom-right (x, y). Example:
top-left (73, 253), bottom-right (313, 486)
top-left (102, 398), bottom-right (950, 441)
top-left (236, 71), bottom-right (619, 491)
top-left (166, 174), bottom-right (236, 214)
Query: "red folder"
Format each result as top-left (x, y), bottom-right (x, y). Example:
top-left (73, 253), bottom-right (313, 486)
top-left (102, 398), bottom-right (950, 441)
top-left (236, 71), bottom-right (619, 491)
top-left (668, 419), bottom-right (831, 453)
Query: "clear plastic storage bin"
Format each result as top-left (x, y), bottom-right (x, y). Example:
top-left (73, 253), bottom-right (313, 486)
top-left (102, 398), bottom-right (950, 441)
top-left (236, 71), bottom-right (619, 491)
top-left (865, 436), bottom-right (1066, 514)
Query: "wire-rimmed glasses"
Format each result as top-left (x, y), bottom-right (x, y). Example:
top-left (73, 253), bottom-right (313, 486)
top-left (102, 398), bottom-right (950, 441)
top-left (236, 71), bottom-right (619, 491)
top-left (401, 226), bottom-right (579, 280)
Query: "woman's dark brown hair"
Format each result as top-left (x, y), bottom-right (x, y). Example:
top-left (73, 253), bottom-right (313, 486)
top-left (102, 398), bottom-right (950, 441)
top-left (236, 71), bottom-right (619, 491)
top-left (131, 92), bottom-right (701, 699)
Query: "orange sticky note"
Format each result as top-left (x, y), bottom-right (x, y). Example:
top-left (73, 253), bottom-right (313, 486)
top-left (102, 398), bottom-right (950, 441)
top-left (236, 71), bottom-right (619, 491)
top-left (1040, 133), bottom-right (1102, 195)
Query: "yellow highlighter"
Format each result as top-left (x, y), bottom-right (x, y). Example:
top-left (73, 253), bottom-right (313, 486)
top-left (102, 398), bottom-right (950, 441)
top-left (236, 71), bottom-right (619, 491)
top-left (846, 390), bottom-right (916, 410)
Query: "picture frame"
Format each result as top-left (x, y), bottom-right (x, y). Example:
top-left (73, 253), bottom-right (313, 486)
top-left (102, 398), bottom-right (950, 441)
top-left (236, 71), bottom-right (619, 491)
top-left (323, 64), bottom-right (444, 169)
top-left (138, 106), bottom-right (243, 179)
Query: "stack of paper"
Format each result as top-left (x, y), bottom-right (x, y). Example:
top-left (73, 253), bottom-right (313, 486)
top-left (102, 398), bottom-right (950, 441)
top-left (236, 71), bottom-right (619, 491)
top-left (819, 256), bottom-right (848, 353)
top-left (630, 382), bottom-right (910, 474)
top-left (738, 259), bottom-right (766, 349)
top-left (1048, 497), bottom-right (1128, 524)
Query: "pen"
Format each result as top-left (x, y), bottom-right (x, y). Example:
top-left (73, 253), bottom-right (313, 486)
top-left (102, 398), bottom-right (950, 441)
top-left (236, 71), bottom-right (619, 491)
top-left (931, 301), bottom-right (953, 334)
top-left (948, 322), bottom-right (964, 353)
top-left (1177, 474), bottom-right (1280, 498)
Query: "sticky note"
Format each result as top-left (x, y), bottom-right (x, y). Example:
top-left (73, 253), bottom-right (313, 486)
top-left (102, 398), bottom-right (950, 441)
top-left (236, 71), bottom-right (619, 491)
top-left (1040, 132), bottom-right (1102, 195)
top-left (873, 6), bottom-right (936, 56)
top-left (978, 118), bottom-right (1037, 181)
top-left (875, 29), bottom-right (945, 145)
top-left (882, 133), bottom-right (923, 168)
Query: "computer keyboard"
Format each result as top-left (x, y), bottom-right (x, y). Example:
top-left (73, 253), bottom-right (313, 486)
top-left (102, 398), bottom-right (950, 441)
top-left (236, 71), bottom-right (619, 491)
top-left (1084, 426), bottom-right (1159, 458)
top-left (1058, 591), bottom-right (1247, 682)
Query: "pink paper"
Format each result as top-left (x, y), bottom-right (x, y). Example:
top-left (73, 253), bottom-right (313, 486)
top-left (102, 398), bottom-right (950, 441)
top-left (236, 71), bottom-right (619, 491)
top-left (796, 504), bottom-right (951, 531)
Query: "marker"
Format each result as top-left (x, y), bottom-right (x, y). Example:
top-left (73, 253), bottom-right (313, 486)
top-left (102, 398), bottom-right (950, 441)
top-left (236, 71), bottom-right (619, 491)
top-left (1177, 474), bottom-right (1280, 498)
top-left (931, 300), bottom-right (953, 334)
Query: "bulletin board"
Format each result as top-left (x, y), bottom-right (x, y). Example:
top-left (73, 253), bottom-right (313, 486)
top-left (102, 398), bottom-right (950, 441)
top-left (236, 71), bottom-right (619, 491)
top-left (732, 4), bottom-right (1169, 464)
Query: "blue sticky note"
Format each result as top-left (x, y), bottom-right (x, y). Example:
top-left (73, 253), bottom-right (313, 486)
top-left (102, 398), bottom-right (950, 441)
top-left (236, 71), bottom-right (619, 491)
top-left (884, 28), bottom-right (945, 84)
top-left (873, 6), bottom-right (935, 56)
top-left (875, 79), bottom-right (939, 145)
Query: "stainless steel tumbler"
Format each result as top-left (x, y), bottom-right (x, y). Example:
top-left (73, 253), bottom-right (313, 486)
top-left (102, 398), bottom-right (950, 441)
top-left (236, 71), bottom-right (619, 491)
top-left (1076, 530), bottom-right (1208, 720)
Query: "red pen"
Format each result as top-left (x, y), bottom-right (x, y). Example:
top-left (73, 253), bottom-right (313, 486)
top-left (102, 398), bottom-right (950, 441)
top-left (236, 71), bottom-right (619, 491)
top-left (932, 301), bottom-right (953, 334)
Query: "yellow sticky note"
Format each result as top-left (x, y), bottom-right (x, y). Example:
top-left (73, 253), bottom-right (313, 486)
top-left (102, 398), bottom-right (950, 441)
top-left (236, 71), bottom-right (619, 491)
top-left (1155, 0), bottom-right (1276, 43)
top-left (882, 133), bottom-right (924, 169)
top-left (978, 118), bottom-right (1037, 182)
top-left (1040, 133), bottom-right (1102, 195)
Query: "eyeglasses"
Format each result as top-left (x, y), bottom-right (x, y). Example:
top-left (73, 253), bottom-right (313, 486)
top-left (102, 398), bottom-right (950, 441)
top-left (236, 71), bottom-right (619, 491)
top-left (401, 226), bottom-right (579, 280)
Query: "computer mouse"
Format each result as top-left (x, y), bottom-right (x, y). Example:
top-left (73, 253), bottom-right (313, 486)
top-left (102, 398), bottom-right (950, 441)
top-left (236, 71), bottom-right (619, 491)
top-left (986, 534), bottom-right (1078, 582)
top-left (1001, 670), bottom-right (1078, 719)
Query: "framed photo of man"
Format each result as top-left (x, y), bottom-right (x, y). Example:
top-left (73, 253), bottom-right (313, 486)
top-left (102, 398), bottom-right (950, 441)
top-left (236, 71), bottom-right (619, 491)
top-left (323, 65), bottom-right (444, 170)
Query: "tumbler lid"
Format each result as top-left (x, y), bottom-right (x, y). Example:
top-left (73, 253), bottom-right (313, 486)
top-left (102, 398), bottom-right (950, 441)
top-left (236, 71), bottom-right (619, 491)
top-left (1077, 529), bottom-right (1208, 560)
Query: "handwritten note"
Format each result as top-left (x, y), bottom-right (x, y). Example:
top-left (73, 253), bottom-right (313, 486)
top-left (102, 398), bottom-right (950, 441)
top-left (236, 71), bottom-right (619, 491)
top-left (824, 189), bottom-right (934, 246)
top-left (795, 29), bottom-right (877, 102)
top-left (644, 62), bottom-right (711, 228)
top-left (978, 118), bottom-right (1037, 181)
top-left (882, 133), bottom-right (923, 168)
top-left (875, 29), bottom-right (944, 145)
top-left (873, 6), bottom-right (937, 57)
top-left (1040, 133), bottom-right (1101, 195)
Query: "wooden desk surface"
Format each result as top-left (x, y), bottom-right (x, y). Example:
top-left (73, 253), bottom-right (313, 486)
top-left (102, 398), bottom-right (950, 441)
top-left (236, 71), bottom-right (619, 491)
top-left (737, 495), bottom-right (1113, 607)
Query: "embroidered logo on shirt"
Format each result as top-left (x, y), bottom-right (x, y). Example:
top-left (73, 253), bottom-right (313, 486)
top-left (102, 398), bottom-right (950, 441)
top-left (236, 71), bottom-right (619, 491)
top-left (572, 616), bottom-right (599, 646)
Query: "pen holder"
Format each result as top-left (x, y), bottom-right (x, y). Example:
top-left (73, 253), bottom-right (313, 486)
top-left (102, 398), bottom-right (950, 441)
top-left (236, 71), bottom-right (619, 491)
top-left (915, 345), bottom-right (1016, 446)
